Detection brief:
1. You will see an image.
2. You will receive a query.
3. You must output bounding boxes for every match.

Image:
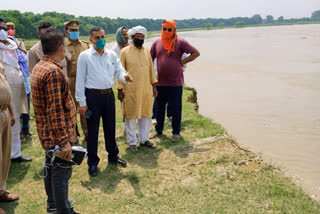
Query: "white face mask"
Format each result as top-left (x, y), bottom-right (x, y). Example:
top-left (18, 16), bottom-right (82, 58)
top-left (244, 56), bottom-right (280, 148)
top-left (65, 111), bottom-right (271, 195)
top-left (0, 29), bottom-right (8, 41)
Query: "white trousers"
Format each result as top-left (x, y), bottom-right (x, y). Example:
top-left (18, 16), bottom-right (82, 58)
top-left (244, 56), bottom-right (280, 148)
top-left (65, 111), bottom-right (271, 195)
top-left (125, 116), bottom-right (152, 146)
top-left (11, 116), bottom-right (21, 158)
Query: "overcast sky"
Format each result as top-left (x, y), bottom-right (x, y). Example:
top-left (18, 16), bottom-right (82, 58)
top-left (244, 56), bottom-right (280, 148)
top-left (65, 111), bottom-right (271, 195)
top-left (2, 0), bottom-right (320, 19)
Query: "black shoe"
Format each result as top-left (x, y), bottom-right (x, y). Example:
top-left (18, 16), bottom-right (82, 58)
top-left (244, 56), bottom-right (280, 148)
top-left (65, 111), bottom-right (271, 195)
top-left (109, 158), bottom-right (127, 168)
top-left (140, 140), bottom-right (155, 148)
top-left (88, 165), bottom-right (97, 177)
top-left (11, 156), bottom-right (32, 162)
top-left (70, 208), bottom-right (80, 214)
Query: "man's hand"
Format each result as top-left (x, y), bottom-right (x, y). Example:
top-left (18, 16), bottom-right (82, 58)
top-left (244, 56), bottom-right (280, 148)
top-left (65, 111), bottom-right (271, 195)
top-left (10, 115), bottom-right (15, 126)
top-left (153, 86), bottom-right (158, 98)
top-left (118, 89), bottom-right (125, 102)
top-left (124, 74), bottom-right (133, 82)
top-left (78, 106), bottom-right (88, 117)
top-left (60, 142), bottom-right (72, 161)
top-left (8, 104), bottom-right (15, 126)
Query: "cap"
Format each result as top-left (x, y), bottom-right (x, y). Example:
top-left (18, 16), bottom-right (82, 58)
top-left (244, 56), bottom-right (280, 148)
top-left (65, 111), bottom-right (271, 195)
top-left (6, 22), bottom-right (15, 28)
top-left (64, 19), bottom-right (79, 30)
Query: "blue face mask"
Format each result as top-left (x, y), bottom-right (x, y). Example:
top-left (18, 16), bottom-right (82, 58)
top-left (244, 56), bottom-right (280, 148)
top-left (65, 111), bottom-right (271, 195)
top-left (69, 31), bottom-right (79, 41)
top-left (95, 38), bottom-right (106, 50)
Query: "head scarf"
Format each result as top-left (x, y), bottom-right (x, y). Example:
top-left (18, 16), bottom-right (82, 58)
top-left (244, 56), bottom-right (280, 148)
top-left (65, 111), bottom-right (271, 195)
top-left (7, 36), bottom-right (29, 77)
top-left (161, 19), bottom-right (178, 55)
top-left (115, 26), bottom-right (127, 45)
top-left (128, 25), bottom-right (147, 37)
top-left (0, 38), bottom-right (19, 69)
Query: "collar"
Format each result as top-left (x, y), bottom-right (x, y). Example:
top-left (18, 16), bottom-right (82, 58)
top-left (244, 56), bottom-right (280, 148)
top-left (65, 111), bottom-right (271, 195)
top-left (42, 55), bottom-right (63, 69)
top-left (65, 38), bottom-right (81, 46)
top-left (131, 44), bottom-right (144, 51)
top-left (90, 46), bottom-right (108, 56)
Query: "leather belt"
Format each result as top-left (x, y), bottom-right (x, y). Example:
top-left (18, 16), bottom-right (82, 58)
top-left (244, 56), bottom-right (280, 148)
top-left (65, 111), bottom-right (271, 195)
top-left (0, 104), bottom-right (8, 113)
top-left (86, 88), bottom-right (113, 94)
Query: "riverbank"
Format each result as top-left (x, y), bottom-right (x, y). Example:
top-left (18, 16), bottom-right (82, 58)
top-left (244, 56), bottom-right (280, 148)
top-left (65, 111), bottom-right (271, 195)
top-left (1, 87), bottom-right (319, 213)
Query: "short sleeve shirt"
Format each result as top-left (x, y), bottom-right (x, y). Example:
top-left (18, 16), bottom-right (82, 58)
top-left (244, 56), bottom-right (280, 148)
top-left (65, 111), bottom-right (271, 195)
top-left (150, 37), bottom-right (196, 86)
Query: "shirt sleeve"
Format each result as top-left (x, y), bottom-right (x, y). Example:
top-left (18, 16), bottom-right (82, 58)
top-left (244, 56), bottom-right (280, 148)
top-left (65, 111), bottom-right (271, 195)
top-left (181, 39), bottom-right (197, 54)
top-left (45, 69), bottom-right (69, 147)
top-left (117, 50), bottom-right (126, 90)
top-left (75, 53), bottom-right (87, 106)
top-left (19, 40), bottom-right (26, 52)
top-left (65, 49), bottom-right (72, 61)
top-left (150, 41), bottom-right (156, 61)
top-left (28, 49), bottom-right (38, 74)
top-left (148, 52), bottom-right (158, 85)
top-left (114, 53), bottom-right (128, 84)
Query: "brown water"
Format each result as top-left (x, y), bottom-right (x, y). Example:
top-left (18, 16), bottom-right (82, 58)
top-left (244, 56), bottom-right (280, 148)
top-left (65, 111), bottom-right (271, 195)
top-left (178, 25), bottom-right (320, 201)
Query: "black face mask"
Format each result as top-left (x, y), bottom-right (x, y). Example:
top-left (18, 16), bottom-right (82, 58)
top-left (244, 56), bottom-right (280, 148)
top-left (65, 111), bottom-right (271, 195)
top-left (133, 38), bottom-right (144, 47)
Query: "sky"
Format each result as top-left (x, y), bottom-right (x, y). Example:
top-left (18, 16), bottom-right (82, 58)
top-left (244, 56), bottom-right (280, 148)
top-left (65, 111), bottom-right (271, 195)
top-left (2, 0), bottom-right (320, 20)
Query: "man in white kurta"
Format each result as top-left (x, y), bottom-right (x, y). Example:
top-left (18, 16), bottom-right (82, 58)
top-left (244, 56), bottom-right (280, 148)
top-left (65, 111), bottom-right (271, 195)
top-left (0, 19), bottom-right (32, 162)
top-left (117, 26), bottom-right (158, 151)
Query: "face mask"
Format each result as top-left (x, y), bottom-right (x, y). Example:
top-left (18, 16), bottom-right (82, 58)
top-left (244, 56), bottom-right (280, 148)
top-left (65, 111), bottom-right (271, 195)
top-left (8, 29), bottom-right (15, 37)
top-left (95, 38), bottom-right (106, 50)
top-left (0, 29), bottom-right (8, 41)
top-left (162, 30), bottom-right (174, 40)
top-left (133, 38), bottom-right (144, 47)
top-left (69, 31), bottom-right (79, 41)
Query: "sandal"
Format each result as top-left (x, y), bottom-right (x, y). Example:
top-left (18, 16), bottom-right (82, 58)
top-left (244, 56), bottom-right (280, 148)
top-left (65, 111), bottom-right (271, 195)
top-left (129, 145), bottom-right (137, 152)
top-left (140, 140), bottom-right (155, 148)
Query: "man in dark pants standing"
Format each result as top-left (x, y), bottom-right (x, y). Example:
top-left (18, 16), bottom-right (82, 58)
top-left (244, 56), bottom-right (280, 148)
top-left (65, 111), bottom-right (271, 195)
top-left (31, 28), bottom-right (79, 214)
top-left (150, 19), bottom-right (200, 142)
top-left (76, 26), bottom-right (132, 177)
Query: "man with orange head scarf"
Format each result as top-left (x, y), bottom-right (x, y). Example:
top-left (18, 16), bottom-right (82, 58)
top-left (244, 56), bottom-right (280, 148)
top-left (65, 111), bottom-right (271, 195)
top-left (150, 19), bottom-right (200, 141)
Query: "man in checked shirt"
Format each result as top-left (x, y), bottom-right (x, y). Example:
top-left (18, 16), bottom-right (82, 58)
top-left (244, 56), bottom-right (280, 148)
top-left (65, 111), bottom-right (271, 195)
top-left (31, 28), bottom-right (79, 214)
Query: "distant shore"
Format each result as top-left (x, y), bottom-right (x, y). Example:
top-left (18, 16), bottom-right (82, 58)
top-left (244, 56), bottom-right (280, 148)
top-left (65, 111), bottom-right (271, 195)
top-left (23, 21), bottom-right (320, 50)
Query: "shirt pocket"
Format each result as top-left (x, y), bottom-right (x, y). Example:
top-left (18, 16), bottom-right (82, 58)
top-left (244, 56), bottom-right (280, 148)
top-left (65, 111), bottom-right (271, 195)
top-left (105, 62), bottom-right (114, 77)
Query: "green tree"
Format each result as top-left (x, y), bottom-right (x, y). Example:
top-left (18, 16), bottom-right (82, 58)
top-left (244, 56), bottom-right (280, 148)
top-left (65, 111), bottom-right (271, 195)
top-left (266, 15), bottom-right (274, 24)
top-left (217, 22), bottom-right (224, 28)
top-left (311, 10), bottom-right (320, 21)
top-left (277, 16), bottom-right (284, 23)
top-left (205, 23), bottom-right (213, 29)
top-left (251, 14), bottom-right (262, 24)
top-left (234, 20), bottom-right (246, 27)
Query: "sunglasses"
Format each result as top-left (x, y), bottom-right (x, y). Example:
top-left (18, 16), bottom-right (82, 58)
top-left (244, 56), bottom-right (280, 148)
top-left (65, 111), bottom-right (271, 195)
top-left (0, 27), bottom-right (8, 31)
top-left (163, 27), bottom-right (174, 32)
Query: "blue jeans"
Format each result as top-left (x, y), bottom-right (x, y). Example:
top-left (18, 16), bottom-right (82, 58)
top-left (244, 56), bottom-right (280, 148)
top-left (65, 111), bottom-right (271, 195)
top-left (44, 151), bottom-right (73, 214)
top-left (155, 86), bottom-right (183, 135)
top-left (21, 93), bottom-right (30, 133)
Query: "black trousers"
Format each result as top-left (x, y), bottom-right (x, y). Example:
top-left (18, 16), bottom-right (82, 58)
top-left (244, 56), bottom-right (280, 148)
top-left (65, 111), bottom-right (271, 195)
top-left (85, 89), bottom-right (119, 167)
top-left (152, 97), bottom-right (173, 119)
top-left (155, 86), bottom-right (183, 135)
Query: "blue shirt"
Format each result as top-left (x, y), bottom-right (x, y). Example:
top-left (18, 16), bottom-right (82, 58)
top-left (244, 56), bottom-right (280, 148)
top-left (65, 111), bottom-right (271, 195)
top-left (24, 76), bottom-right (31, 94)
top-left (76, 47), bottom-right (128, 106)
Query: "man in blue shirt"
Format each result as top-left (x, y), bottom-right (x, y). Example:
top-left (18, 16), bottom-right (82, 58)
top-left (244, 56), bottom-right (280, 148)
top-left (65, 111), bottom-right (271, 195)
top-left (76, 26), bottom-right (132, 177)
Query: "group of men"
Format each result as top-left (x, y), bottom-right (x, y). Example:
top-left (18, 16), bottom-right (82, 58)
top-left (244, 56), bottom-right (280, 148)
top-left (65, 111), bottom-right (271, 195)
top-left (0, 18), bottom-right (199, 214)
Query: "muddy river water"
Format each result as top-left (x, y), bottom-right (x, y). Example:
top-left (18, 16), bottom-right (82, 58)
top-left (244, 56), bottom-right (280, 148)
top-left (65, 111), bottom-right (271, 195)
top-left (179, 24), bottom-right (320, 201)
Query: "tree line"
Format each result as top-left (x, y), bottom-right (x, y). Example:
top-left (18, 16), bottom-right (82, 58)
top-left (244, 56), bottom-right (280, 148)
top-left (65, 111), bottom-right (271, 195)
top-left (0, 10), bottom-right (319, 39)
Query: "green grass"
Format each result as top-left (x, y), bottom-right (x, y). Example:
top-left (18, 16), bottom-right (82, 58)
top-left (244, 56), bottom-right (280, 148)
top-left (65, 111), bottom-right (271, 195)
top-left (1, 87), bottom-right (319, 214)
